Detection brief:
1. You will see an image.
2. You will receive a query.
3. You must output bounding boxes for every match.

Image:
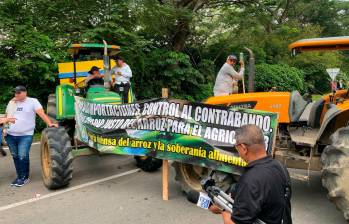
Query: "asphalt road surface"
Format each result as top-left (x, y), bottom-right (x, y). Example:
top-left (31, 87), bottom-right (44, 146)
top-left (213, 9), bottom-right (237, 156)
top-left (0, 143), bottom-right (347, 224)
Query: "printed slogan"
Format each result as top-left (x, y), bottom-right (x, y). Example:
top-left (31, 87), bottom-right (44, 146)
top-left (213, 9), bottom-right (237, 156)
top-left (75, 97), bottom-right (278, 173)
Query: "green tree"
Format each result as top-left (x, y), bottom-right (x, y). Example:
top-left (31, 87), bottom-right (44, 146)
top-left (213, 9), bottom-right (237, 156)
top-left (255, 63), bottom-right (304, 93)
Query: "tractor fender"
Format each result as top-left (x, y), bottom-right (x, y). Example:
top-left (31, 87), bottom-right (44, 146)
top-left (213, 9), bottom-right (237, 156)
top-left (55, 84), bottom-right (76, 120)
top-left (317, 105), bottom-right (349, 145)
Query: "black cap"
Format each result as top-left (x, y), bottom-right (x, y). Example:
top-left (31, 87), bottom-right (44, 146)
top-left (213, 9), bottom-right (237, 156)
top-left (113, 56), bottom-right (124, 61)
top-left (14, 85), bottom-right (27, 93)
top-left (88, 66), bottom-right (100, 74)
top-left (227, 54), bottom-right (238, 61)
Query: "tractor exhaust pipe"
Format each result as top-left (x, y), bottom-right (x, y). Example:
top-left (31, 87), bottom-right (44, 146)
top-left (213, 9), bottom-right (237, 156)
top-left (244, 47), bottom-right (255, 93)
top-left (103, 40), bottom-right (111, 89)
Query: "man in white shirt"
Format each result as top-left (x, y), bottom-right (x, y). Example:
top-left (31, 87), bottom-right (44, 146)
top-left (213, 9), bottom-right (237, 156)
top-left (111, 56), bottom-right (133, 103)
top-left (5, 86), bottom-right (58, 187)
top-left (213, 54), bottom-right (244, 96)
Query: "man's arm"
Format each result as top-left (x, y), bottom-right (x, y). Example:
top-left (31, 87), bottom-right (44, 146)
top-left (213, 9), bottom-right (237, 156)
top-left (222, 211), bottom-right (235, 224)
top-left (226, 64), bottom-right (243, 80)
top-left (238, 61), bottom-right (245, 76)
top-left (85, 75), bottom-right (93, 84)
top-left (36, 108), bottom-right (58, 128)
top-left (0, 117), bottom-right (16, 124)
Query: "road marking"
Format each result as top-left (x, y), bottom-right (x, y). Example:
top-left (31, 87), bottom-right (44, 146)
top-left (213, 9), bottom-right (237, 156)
top-left (0, 168), bottom-right (140, 212)
top-left (3, 142), bottom-right (40, 150)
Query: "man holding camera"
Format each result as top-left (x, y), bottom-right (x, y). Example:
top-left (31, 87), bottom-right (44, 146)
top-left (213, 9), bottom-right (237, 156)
top-left (213, 54), bottom-right (244, 96)
top-left (209, 124), bottom-right (292, 224)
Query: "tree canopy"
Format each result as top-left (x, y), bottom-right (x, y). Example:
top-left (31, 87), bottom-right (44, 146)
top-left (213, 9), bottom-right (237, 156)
top-left (0, 0), bottom-right (348, 111)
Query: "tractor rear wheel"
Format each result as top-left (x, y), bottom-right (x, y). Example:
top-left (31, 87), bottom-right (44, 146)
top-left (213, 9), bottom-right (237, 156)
top-left (173, 162), bottom-right (235, 194)
top-left (321, 126), bottom-right (349, 221)
top-left (135, 156), bottom-right (162, 172)
top-left (41, 127), bottom-right (73, 189)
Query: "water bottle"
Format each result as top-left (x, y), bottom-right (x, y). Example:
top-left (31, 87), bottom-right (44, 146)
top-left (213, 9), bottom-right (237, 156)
top-left (239, 52), bottom-right (244, 63)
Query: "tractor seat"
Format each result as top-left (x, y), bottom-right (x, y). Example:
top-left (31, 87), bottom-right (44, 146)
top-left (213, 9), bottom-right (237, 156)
top-left (289, 91), bottom-right (309, 122)
top-left (307, 99), bottom-right (325, 128)
top-left (298, 102), bottom-right (314, 122)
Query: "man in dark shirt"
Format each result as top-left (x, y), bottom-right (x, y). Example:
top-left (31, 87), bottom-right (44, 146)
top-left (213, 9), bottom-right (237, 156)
top-left (209, 124), bottom-right (292, 224)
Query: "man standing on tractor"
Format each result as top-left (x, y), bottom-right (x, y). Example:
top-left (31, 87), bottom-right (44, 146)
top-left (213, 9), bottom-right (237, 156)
top-left (5, 86), bottom-right (58, 187)
top-left (111, 56), bottom-right (133, 103)
top-left (213, 54), bottom-right (244, 96)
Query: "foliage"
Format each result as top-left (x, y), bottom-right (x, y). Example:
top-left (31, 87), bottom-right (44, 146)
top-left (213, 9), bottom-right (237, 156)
top-left (255, 64), bottom-right (304, 93)
top-left (289, 51), bottom-right (343, 94)
top-left (131, 49), bottom-right (212, 101)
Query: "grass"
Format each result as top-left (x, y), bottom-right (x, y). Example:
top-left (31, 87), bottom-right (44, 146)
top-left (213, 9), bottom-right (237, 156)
top-left (312, 94), bottom-right (323, 101)
top-left (33, 132), bottom-right (41, 142)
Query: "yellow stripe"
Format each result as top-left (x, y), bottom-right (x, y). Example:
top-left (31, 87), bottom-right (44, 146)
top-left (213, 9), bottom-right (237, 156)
top-left (128, 90), bottom-right (131, 103)
top-left (58, 60), bottom-right (116, 73)
top-left (58, 87), bottom-right (63, 116)
top-left (94, 97), bottom-right (121, 101)
top-left (60, 77), bottom-right (85, 85)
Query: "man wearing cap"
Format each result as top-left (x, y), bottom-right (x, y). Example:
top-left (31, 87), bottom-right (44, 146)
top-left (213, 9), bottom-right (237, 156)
top-left (111, 56), bottom-right (132, 103)
top-left (5, 86), bottom-right (58, 187)
top-left (213, 55), bottom-right (244, 96)
top-left (85, 66), bottom-right (104, 88)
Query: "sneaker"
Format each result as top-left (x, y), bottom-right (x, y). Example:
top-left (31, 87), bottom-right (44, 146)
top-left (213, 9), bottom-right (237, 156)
top-left (24, 178), bottom-right (30, 185)
top-left (14, 178), bottom-right (30, 187)
top-left (10, 178), bottom-right (19, 186)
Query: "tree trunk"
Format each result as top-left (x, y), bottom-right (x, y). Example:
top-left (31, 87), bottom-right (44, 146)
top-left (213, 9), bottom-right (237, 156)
top-left (171, 17), bottom-right (191, 51)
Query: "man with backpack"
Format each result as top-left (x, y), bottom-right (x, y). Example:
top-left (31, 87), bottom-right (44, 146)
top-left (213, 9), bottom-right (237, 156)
top-left (209, 124), bottom-right (292, 224)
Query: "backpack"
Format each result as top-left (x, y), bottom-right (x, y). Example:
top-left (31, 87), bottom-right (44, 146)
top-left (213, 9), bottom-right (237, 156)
top-left (276, 161), bottom-right (293, 224)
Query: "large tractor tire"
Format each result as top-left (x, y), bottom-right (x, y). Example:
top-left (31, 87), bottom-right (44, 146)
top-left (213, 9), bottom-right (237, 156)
top-left (321, 126), bottom-right (349, 221)
top-left (135, 156), bottom-right (162, 172)
top-left (47, 94), bottom-right (57, 121)
top-left (173, 162), bottom-right (235, 194)
top-left (41, 127), bottom-right (73, 189)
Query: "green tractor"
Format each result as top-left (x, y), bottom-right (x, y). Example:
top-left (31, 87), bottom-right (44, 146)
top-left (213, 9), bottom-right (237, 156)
top-left (40, 42), bottom-right (162, 189)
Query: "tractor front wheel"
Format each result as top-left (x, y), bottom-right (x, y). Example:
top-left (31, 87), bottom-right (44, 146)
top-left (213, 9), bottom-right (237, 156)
top-left (134, 156), bottom-right (162, 172)
top-left (321, 126), bottom-right (349, 221)
top-left (41, 127), bottom-right (73, 189)
top-left (172, 162), bottom-right (235, 194)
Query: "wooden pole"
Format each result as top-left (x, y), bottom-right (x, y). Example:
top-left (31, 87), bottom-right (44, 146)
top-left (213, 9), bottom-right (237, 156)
top-left (242, 77), bottom-right (246, 94)
top-left (162, 88), bottom-right (169, 201)
top-left (240, 53), bottom-right (246, 94)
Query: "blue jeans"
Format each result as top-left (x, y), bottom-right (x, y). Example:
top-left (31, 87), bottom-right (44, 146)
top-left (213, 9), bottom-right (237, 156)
top-left (5, 134), bottom-right (33, 179)
top-left (0, 127), bottom-right (3, 145)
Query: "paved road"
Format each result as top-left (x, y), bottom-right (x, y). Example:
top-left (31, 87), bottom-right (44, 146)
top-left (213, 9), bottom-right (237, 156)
top-left (0, 144), bottom-right (347, 224)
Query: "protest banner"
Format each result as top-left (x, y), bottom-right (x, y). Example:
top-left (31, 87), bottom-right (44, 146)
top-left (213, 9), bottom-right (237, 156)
top-left (75, 97), bottom-right (278, 174)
